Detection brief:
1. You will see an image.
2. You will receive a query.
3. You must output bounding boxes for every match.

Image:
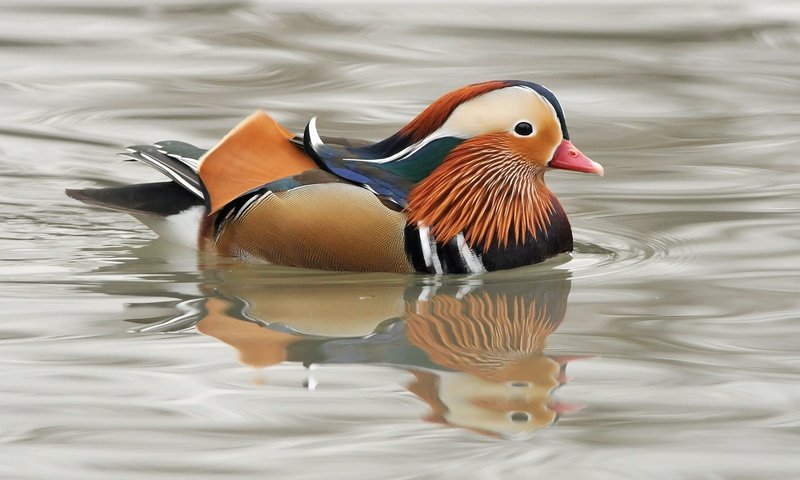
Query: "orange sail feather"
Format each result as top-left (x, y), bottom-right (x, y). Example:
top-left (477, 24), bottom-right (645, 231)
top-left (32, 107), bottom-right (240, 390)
top-left (198, 111), bottom-right (318, 213)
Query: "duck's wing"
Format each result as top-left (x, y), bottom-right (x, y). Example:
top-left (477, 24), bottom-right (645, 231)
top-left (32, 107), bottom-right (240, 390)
top-left (196, 111), bottom-right (410, 216)
top-left (301, 118), bottom-right (416, 208)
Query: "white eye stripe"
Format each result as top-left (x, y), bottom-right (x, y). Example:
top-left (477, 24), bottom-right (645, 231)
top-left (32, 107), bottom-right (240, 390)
top-left (437, 86), bottom-right (545, 138)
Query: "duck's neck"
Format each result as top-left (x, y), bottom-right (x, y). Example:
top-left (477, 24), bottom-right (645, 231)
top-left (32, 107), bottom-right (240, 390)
top-left (406, 142), bottom-right (573, 268)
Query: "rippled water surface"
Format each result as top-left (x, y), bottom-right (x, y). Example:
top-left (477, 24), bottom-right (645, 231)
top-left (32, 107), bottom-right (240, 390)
top-left (2, 0), bottom-right (800, 478)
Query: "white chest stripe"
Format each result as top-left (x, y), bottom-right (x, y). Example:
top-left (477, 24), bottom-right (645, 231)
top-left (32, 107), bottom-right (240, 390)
top-left (418, 225), bottom-right (486, 274)
top-left (418, 224), bottom-right (443, 274)
top-left (456, 233), bottom-right (486, 274)
top-left (429, 238), bottom-right (444, 274)
top-left (418, 225), bottom-right (433, 268)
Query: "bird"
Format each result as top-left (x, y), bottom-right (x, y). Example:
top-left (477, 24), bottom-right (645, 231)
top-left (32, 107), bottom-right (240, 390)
top-left (67, 80), bottom-right (603, 273)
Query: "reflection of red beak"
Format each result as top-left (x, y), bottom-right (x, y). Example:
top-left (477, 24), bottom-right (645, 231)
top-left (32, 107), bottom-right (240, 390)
top-left (549, 140), bottom-right (604, 176)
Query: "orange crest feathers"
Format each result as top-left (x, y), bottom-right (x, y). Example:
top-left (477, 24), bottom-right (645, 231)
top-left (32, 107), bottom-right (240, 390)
top-left (399, 81), bottom-right (508, 142)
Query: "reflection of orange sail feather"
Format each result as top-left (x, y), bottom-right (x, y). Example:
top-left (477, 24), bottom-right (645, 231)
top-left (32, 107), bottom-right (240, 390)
top-left (196, 297), bottom-right (296, 368)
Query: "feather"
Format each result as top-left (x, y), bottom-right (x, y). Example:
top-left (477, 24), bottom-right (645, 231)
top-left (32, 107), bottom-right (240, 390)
top-left (65, 182), bottom-right (201, 217)
top-left (199, 111), bottom-right (318, 214)
top-left (375, 137), bottom-right (463, 182)
top-left (121, 145), bottom-right (204, 198)
top-left (66, 183), bottom-right (205, 248)
top-left (208, 182), bottom-right (413, 273)
top-left (357, 81), bottom-right (507, 158)
top-left (303, 118), bottom-right (414, 207)
top-left (154, 140), bottom-right (207, 170)
top-left (407, 133), bottom-right (557, 249)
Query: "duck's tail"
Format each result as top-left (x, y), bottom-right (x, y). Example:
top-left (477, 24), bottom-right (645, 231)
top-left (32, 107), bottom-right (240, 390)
top-left (65, 181), bottom-right (202, 217)
top-left (66, 140), bottom-right (208, 214)
top-left (66, 142), bottom-right (209, 247)
top-left (67, 112), bottom-right (320, 248)
top-left (120, 142), bottom-right (207, 198)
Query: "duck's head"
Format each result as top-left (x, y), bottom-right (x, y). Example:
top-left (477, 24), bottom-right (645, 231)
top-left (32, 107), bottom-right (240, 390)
top-left (395, 81), bottom-right (603, 248)
top-left (364, 80), bottom-right (603, 180)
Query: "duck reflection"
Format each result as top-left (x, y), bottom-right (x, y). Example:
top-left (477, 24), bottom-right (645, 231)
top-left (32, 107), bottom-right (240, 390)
top-left (176, 268), bottom-right (583, 437)
top-left (403, 284), bottom-right (577, 436)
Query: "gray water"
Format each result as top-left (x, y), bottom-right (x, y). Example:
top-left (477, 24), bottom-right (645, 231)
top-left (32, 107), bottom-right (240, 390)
top-left (1, 0), bottom-right (800, 478)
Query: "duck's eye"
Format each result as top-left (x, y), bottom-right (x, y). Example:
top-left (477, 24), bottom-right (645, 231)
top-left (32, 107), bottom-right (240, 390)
top-left (514, 122), bottom-right (534, 136)
top-left (510, 412), bottom-right (530, 423)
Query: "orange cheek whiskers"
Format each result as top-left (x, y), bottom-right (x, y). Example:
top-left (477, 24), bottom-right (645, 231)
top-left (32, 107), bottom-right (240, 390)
top-left (406, 136), bottom-right (555, 249)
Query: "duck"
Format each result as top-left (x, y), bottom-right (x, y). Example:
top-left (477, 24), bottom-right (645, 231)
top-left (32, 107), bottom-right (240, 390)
top-left (67, 80), bottom-right (603, 273)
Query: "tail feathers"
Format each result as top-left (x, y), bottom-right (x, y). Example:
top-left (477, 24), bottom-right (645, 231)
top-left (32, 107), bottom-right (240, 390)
top-left (66, 182), bottom-right (203, 217)
top-left (121, 145), bottom-right (204, 198)
top-left (152, 141), bottom-right (207, 170)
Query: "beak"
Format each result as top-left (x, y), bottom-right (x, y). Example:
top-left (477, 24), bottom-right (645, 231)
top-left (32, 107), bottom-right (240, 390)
top-left (549, 140), bottom-right (604, 176)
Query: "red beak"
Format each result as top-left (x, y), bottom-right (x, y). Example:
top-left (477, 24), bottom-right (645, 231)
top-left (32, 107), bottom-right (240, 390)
top-left (549, 140), bottom-right (604, 176)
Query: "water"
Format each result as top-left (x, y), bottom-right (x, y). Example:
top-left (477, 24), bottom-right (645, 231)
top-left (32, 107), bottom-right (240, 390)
top-left (1, 0), bottom-right (799, 478)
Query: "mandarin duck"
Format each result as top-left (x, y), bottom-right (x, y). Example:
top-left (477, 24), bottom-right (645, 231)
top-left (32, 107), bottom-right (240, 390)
top-left (67, 80), bottom-right (603, 273)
